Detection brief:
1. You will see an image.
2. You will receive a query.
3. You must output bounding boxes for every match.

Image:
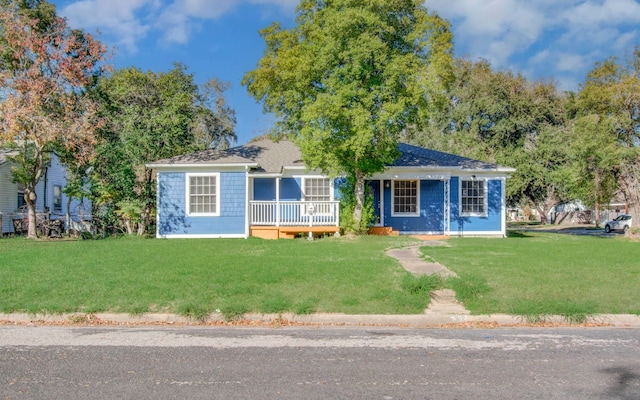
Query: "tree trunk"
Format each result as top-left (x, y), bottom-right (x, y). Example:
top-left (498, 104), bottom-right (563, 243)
top-left (123, 219), bottom-right (134, 235)
top-left (352, 170), bottom-right (365, 230)
top-left (25, 189), bottom-right (38, 239)
top-left (137, 206), bottom-right (150, 236)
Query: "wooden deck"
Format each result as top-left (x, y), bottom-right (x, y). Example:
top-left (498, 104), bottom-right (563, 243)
top-left (250, 225), bottom-right (340, 240)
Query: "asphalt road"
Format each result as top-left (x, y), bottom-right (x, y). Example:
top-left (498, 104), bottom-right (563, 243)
top-left (1, 326), bottom-right (639, 399)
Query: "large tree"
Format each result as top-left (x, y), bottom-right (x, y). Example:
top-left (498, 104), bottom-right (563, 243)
top-left (243, 0), bottom-right (453, 230)
top-left (573, 48), bottom-right (640, 227)
top-left (94, 65), bottom-right (236, 235)
top-left (410, 58), bottom-right (571, 223)
top-left (0, 0), bottom-right (107, 238)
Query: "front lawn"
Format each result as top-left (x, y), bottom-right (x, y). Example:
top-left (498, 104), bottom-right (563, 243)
top-left (423, 231), bottom-right (640, 318)
top-left (0, 235), bottom-right (435, 318)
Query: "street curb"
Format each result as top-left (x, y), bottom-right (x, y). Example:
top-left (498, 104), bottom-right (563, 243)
top-left (2, 312), bottom-right (640, 328)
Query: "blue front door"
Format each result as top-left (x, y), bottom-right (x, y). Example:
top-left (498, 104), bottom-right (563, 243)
top-left (367, 180), bottom-right (382, 226)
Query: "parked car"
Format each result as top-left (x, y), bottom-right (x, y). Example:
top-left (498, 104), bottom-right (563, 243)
top-left (604, 214), bottom-right (632, 233)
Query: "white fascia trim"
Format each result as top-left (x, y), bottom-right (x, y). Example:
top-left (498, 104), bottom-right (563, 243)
top-left (157, 234), bottom-right (248, 239)
top-left (372, 170), bottom-right (451, 180)
top-left (249, 173), bottom-right (283, 178)
top-left (149, 163), bottom-right (259, 171)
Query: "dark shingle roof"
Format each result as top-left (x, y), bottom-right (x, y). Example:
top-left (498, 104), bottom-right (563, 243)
top-left (392, 143), bottom-right (500, 170)
top-left (0, 149), bottom-right (18, 166)
top-left (148, 139), bottom-right (511, 173)
top-left (147, 139), bottom-right (304, 174)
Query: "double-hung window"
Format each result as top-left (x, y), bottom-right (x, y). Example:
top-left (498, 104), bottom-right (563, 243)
top-left (53, 185), bottom-right (62, 213)
top-left (461, 179), bottom-right (486, 216)
top-left (187, 173), bottom-right (219, 216)
top-left (17, 183), bottom-right (25, 210)
top-left (392, 180), bottom-right (419, 216)
top-left (303, 177), bottom-right (332, 215)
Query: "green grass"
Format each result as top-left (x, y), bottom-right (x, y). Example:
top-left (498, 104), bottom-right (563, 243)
top-left (0, 235), bottom-right (435, 317)
top-left (422, 231), bottom-right (640, 318)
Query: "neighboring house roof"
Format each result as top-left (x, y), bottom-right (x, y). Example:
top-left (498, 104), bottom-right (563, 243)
top-left (147, 139), bottom-right (514, 174)
top-left (0, 149), bottom-right (19, 166)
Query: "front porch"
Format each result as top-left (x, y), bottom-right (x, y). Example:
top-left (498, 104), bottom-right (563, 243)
top-left (249, 200), bottom-right (340, 239)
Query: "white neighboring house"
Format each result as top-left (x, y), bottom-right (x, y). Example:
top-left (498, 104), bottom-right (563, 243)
top-left (0, 149), bottom-right (92, 235)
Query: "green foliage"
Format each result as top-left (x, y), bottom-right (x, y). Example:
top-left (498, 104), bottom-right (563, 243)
top-left (220, 302), bottom-right (249, 322)
top-left (176, 303), bottom-right (210, 322)
top-left (243, 0), bottom-right (453, 227)
top-left (446, 274), bottom-right (491, 307)
top-left (509, 299), bottom-right (596, 324)
top-left (338, 177), bottom-right (375, 234)
top-left (410, 58), bottom-right (572, 221)
top-left (294, 298), bottom-right (320, 315)
top-left (92, 64), bottom-right (237, 235)
top-left (260, 294), bottom-right (292, 314)
top-left (572, 48), bottom-right (640, 226)
top-left (401, 274), bottom-right (443, 297)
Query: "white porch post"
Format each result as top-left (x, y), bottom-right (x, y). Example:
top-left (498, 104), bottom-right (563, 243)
top-left (501, 177), bottom-right (507, 237)
top-left (444, 178), bottom-right (450, 235)
top-left (276, 177), bottom-right (281, 227)
top-left (245, 167), bottom-right (251, 238)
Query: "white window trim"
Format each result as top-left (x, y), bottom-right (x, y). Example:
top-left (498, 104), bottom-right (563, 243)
top-left (300, 176), bottom-right (334, 216)
top-left (186, 172), bottom-right (220, 217)
top-left (391, 179), bottom-right (420, 217)
top-left (459, 178), bottom-right (488, 217)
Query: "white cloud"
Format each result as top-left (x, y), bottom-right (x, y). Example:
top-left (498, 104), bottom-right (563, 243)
top-left (157, 0), bottom-right (297, 45)
top-left (556, 54), bottom-right (587, 72)
top-left (425, 0), bottom-right (640, 88)
top-left (58, 0), bottom-right (298, 50)
top-left (59, 0), bottom-right (160, 53)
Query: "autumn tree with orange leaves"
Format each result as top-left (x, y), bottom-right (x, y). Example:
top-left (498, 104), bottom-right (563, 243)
top-left (0, 0), bottom-right (108, 238)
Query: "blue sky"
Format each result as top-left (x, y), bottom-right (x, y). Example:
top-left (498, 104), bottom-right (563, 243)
top-left (50, 0), bottom-right (640, 146)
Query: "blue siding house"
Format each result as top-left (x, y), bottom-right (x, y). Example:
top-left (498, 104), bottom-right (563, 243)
top-left (147, 139), bottom-right (514, 239)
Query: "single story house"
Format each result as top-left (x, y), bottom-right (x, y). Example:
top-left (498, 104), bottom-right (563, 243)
top-left (147, 139), bottom-right (515, 239)
top-left (0, 149), bottom-right (92, 235)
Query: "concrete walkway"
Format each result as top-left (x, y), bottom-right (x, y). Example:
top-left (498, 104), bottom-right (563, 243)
top-left (386, 241), bottom-right (469, 317)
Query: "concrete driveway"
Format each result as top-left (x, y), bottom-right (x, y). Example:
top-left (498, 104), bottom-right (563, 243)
top-left (509, 224), bottom-right (619, 237)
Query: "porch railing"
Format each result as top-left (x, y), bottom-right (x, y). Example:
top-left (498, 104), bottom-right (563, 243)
top-left (250, 201), bottom-right (340, 227)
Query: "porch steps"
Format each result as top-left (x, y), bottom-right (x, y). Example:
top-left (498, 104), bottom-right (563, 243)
top-left (368, 227), bottom-right (400, 236)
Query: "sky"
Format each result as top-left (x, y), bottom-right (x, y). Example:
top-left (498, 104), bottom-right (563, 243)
top-left (50, 0), bottom-right (640, 146)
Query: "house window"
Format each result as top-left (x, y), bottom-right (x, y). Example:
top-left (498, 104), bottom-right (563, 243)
top-left (461, 179), bottom-right (486, 216)
top-left (304, 178), bottom-right (331, 202)
top-left (392, 180), bottom-right (419, 216)
top-left (17, 183), bottom-right (25, 210)
top-left (53, 185), bottom-right (62, 213)
top-left (303, 177), bottom-right (332, 215)
top-left (186, 173), bottom-right (219, 216)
